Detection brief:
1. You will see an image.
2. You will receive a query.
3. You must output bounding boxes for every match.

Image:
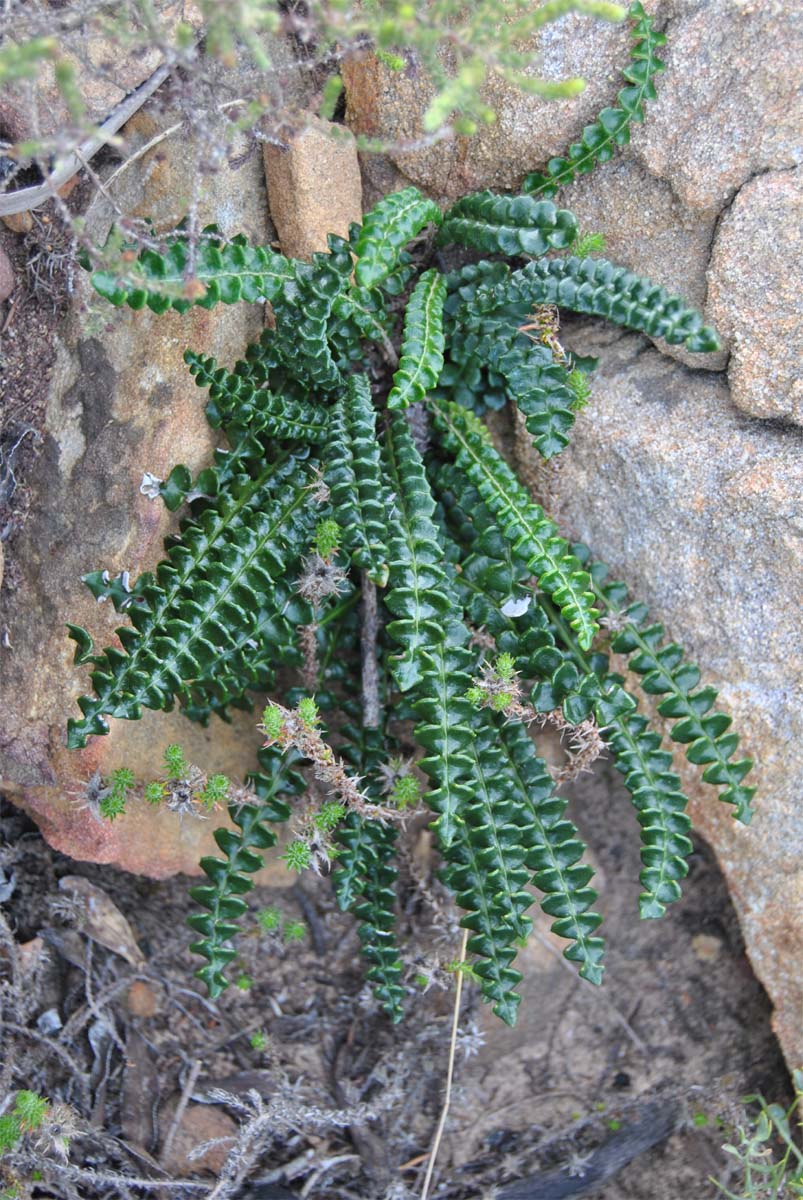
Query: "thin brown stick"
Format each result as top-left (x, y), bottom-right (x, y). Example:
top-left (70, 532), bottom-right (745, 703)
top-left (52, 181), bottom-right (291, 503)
top-left (420, 927), bottom-right (468, 1200)
top-left (261, 702), bottom-right (404, 823)
top-left (298, 622), bottom-right (320, 693)
top-left (100, 121), bottom-right (181, 187)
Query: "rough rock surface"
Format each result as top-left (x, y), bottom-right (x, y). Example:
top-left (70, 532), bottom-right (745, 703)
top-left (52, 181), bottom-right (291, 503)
top-left (344, 0), bottom-right (802, 383)
top-left (633, 1), bottom-right (803, 218)
top-left (343, 8), bottom-right (637, 201)
top-left (513, 320), bottom-right (803, 1070)
top-left (0, 212), bottom-right (32, 235)
top-left (264, 117), bottom-right (363, 260)
top-left (0, 107), bottom-right (290, 882)
top-left (707, 167), bottom-right (803, 424)
top-left (159, 1100), bottom-right (236, 1176)
top-left (0, 245), bottom-right (14, 302)
top-left (10, 3), bottom-right (202, 140)
top-left (344, 0), bottom-right (802, 212)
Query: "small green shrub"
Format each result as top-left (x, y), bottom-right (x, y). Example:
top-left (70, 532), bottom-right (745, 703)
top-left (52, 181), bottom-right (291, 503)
top-left (1, 0), bottom-right (628, 222)
top-left (714, 1070), bottom-right (803, 1199)
top-left (0, 1092), bottom-right (56, 1158)
top-left (65, 5), bottom-right (753, 1027)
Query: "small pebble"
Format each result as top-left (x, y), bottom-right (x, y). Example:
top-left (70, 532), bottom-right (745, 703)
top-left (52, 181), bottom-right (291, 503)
top-left (17, 935), bottom-right (45, 973)
top-left (160, 1102), bottom-right (236, 1176)
top-left (0, 245), bottom-right (14, 302)
top-left (37, 1006), bottom-right (63, 1035)
top-left (126, 980), bottom-right (160, 1018)
top-left (692, 933), bottom-right (723, 962)
top-left (1, 211), bottom-right (32, 234)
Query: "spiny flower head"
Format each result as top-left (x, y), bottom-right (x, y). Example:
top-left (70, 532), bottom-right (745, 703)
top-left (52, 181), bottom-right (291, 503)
top-left (314, 517), bottom-right (341, 561)
top-left (314, 800), bottom-right (346, 831)
top-left (256, 905), bottom-right (282, 933)
top-left (14, 1091), bottom-right (49, 1132)
top-left (466, 654), bottom-right (522, 714)
top-left (144, 780), bottom-right (165, 805)
top-left (282, 840), bottom-right (312, 873)
top-left (283, 920), bottom-right (307, 943)
top-left (495, 652), bottom-right (517, 682)
top-left (297, 696), bottom-right (319, 729)
top-left (164, 764), bottom-right (208, 818)
top-left (198, 773), bottom-right (230, 808)
top-left (164, 743), bottom-right (189, 780)
top-left (262, 703), bottom-right (284, 742)
top-left (571, 230), bottom-right (606, 257)
top-left (295, 551), bottom-right (349, 605)
top-left (100, 766), bottom-right (135, 820)
top-left (390, 774), bottom-right (421, 810)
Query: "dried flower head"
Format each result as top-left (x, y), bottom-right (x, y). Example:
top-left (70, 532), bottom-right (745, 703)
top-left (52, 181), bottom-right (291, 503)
top-left (295, 552), bottom-right (349, 606)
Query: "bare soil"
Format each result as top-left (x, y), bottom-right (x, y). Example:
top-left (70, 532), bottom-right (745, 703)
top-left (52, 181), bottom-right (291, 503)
top-left (0, 752), bottom-right (789, 1200)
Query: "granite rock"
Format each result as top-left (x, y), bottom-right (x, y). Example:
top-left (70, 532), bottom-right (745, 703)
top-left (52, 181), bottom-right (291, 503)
top-left (0, 246), bottom-right (14, 302)
top-left (633, 1), bottom-right (803, 218)
top-left (707, 167), bottom-right (803, 425)
top-left (343, 0), bottom-right (801, 215)
top-left (557, 157), bottom-right (725, 369)
top-left (343, 0), bottom-right (801, 381)
top-left (343, 7), bottom-right (639, 201)
top-left (264, 116), bottom-right (363, 259)
top-left (513, 320), bottom-right (803, 1069)
top-left (6, 3), bottom-right (202, 142)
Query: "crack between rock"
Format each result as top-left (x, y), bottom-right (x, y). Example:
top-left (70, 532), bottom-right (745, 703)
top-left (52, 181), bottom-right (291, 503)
top-left (701, 162), bottom-right (799, 411)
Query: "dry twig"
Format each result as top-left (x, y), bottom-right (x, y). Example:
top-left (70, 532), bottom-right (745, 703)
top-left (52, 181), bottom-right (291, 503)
top-left (420, 927), bottom-right (469, 1200)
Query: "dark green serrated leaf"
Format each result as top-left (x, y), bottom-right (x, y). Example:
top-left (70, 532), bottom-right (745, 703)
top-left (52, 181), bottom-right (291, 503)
top-left (387, 269), bottom-right (447, 410)
top-left (524, 2), bottom-right (666, 197)
top-left (353, 187), bottom-right (442, 288)
top-left (438, 192), bottom-right (577, 257)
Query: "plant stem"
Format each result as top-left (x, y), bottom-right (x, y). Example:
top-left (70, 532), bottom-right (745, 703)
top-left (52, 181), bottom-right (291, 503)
top-left (360, 572), bottom-right (381, 729)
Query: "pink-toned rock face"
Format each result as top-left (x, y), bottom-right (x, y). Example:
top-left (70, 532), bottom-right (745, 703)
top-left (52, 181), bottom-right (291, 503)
top-left (8, 708), bottom-right (284, 882)
top-left (0, 103), bottom-right (293, 884)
